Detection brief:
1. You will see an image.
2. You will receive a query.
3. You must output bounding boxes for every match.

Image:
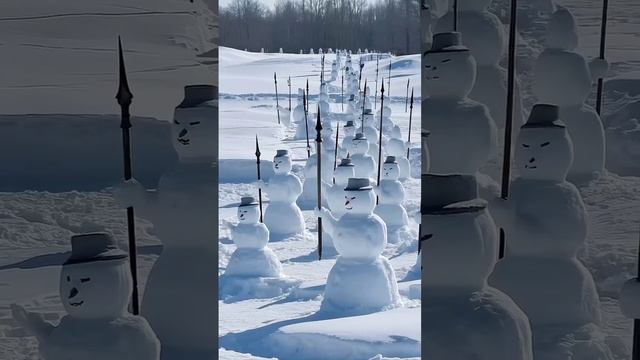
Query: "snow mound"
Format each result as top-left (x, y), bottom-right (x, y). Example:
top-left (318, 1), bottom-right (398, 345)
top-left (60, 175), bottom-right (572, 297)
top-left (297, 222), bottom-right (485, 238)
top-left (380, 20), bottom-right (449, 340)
top-left (268, 307), bottom-right (420, 360)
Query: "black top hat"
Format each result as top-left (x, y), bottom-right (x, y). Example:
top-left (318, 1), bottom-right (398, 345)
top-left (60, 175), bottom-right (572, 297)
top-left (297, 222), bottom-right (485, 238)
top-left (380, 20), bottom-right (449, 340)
top-left (353, 133), bottom-right (367, 141)
top-left (64, 233), bottom-right (128, 266)
top-left (522, 104), bottom-right (566, 129)
top-left (364, 108), bottom-right (373, 115)
top-left (345, 177), bottom-right (373, 191)
top-left (422, 129), bottom-right (431, 137)
top-left (384, 156), bottom-right (397, 164)
top-left (275, 149), bottom-right (290, 157)
top-left (177, 85), bottom-right (218, 108)
top-left (425, 32), bottom-right (469, 54)
top-left (338, 158), bottom-right (355, 167)
top-left (421, 174), bottom-right (486, 215)
top-left (344, 120), bottom-right (355, 127)
top-left (239, 196), bottom-right (259, 207)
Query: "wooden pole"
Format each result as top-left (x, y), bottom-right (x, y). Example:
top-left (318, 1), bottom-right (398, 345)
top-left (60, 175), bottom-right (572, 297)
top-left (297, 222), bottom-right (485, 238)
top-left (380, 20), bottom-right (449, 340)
top-left (499, 0), bottom-right (518, 260)
top-left (405, 79), bottom-right (410, 113)
top-left (115, 37), bottom-right (140, 315)
top-left (595, 0), bottom-right (609, 116)
top-left (274, 72), bottom-right (281, 124)
top-left (374, 54), bottom-right (379, 110)
top-left (303, 92), bottom-right (311, 158)
top-left (255, 136), bottom-right (264, 222)
top-left (315, 109), bottom-right (324, 260)
top-left (453, 0), bottom-right (458, 32)
top-left (377, 80), bottom-right (385, 186)
top-left (288, 76), bottom-right (292, 111)
top-left (361, 79), bottom-right (368, 130)
top-left (407, 88), bottom-right (414, 158)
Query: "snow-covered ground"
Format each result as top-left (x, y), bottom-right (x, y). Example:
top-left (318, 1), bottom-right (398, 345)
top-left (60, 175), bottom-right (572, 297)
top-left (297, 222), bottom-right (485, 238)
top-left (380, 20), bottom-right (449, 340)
top-left (218, 46), bottom-right (423, 359)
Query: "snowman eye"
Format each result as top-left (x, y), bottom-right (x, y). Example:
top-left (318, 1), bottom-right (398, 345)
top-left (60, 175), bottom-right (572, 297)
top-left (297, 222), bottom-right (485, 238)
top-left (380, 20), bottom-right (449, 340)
top-left (189, 121), bottom-right (201, 126)
top-left (540, 141), bottom-right (550, 147)
top-left (350, 197), bottom-right (356, 200)
top-left (80, 278), bottom-right (91, 283)
top-left (174, 120), bottom-right (180, 125)
top-left (441, 59), bottom-right (451, 63)
top-left (66, 276), bottom-right (71, 282)
top-left (522, 144), bottom-right (530, 148)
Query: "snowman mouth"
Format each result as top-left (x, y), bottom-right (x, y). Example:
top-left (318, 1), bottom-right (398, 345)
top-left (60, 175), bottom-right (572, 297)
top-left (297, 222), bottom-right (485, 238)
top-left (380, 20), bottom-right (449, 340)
top-left (69, 301), bottom-right (84, 307)
top-left (524, 165), bottom-right (538, 169)
top-left (178, 138), bottom-right (190, 145)
top-left (345, 200), bottom-right (353, 210)
top-left (240, 214), bottom-right (245, 220)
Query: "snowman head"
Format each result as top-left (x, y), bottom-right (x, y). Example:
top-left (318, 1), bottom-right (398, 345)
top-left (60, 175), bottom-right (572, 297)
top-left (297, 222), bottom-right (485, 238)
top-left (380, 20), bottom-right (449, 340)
top-left (423, 32), bottom-right (477, 99)
top-left (343, 120), bottom-right (356, 136)
top-left (60, 233), bottom-right (132, 319)
top-left (237, 196), bottom-right (260, 224)
top-left (351, 133), bottom-right (370, 154)
top-left (516, 104), bottom-right (573, 181)
top-left (273, 149), bottom-right (292, 174)
top-left (420, 175), bottom-right (496, 290)
top-left (344, 178), bottom-right (376, 214)
top-left (382, 105), bottom-right (392, 118)
top-left (546, 7), bottom-right (578, 51)
top-left (458, 0), bottom-right (492, 11)
top-left (382, 156), bottom-right (400, 180)
top-left (386, 138), bottom-right (407, 157)
top-left (172, 85), bottom-right (218, 162)
top-left (334, 158), bottom-right (356, 185)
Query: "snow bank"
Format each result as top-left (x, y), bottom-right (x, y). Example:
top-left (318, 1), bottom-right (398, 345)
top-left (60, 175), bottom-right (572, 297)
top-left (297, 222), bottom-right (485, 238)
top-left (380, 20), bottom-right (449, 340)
top-left (0, 114), bottom-right (177, 191)
top-left (267, 307), bottom-right (420, 360)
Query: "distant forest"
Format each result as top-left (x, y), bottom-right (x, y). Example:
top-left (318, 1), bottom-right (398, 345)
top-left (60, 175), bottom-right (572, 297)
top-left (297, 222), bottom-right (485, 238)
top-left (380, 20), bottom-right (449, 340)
top-left (219, 0), bottom-right (421, 55)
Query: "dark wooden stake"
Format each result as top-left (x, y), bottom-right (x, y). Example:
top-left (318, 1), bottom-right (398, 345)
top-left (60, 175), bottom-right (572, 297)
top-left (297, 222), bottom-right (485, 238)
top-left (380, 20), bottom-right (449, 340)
top-left (407, 88), bottom-right (414, 158)
top-left (274, 72), bottom-right (281, 124)
top-left (361, 79), bottom-right (368, 129)
top-left (303, 92), bottom-right (311, 158)
top-left (255, 136), bottom-right (264, 222)
top-left (405, 79), bottom-right (410, 113)
top-left (499, 0), bottom-right (518, 260)
top-left (288, 76), bottom-right (292, 111)
top-left (595, 0), bottom-right (609, 116)
top-left (315, 109), bottom-right (324, 260)
top-left (334, 121), bottom-right (340, 173)
top-left (115, 37), bottom-right (140, 316)
top-left (377, 81), bottom-right (385, 187)
top-left (374, 54), bottom-right (379, 110)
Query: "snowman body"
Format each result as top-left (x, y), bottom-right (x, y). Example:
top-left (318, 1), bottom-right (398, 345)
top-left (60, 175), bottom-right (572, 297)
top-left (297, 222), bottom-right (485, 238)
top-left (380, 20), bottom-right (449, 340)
top-left (421, 176), bottom-right (533, 360)
top-left (262, 155), bottom-right (305, 238)
top-left (386, 138), bottom-right (411, 180)
top-left (489, 110), bottom-right (611, 359)
top-left (350, 142), bottom-right (377, 180)
top-left (225, 205), bottom-right (283, 278)
top-left (320, 185), bottom-right (401, 315)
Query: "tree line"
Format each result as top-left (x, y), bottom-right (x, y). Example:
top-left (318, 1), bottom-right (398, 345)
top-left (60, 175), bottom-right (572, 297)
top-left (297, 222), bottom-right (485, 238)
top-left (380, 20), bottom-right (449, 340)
top-left (219, 0), bottom-right (421, 55)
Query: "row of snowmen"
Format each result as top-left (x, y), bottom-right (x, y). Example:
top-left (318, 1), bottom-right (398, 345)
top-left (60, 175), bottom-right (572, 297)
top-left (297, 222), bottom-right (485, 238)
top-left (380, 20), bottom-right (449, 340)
top-left (419, 1), bottom-right (631, 359)
top-left (11, 85), bottom-right (220, 359)
top-left (220, 50), bottom-right (417, 319)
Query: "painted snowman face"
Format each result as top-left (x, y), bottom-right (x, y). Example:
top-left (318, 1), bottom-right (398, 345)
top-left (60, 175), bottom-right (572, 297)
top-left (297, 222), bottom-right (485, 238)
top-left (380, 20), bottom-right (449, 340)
top-left (363, 113), bottom-right (375, 126)
top-left (344, 189), bottom-right (376, 214)
top-left (60, 260), bottom-right (132, 319)
top-left (382, 162), bottom-right (400, 180)
top-left (344, 126), bottom-right (356, 137)
top-left (351, 138), bottom-right (370, 155)
top-left (334, 166), bottom-right (355, 185)
top-left (273, 155), bottom-right (292, 174)
top-left (423, 50), bottom-right (476, 99)
top-left (515, 127), bottom-right (573, 181)
top-left (237, 205), bottom-right (260, 224)
top-left (382, 106), bottom-right (392, 118)
top-left (172, 106), bottom-right (217, 161)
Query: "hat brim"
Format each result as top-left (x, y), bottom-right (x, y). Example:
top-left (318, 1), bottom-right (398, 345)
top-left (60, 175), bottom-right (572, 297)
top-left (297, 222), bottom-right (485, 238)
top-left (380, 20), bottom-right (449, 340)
top-left (424, 47), bottom-right (469, 55)
top-left (521, 121), bottom-right (566, 129)
top-left (345, 186), bottom-right (373, 191)
top-left (63, 249), bottom-right (128, 266)
top-left (422, 199), bottom-right (487, 215)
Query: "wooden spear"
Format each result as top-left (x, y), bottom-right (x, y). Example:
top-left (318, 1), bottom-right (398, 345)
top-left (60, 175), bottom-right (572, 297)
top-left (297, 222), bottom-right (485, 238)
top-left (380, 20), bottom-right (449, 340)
top-left (255, 136), bottom-right (264, 222)
top-left (361, 79), bottom-right (368, 129)
top-left (405, 78), bottom-right (410, 113)
top-left (595, 0), bottom-right (609, 116)
top-left (274, 72), bottom-right (281, 124)
top-left (115, 37), bottom-right (140, 315)
top-left (407, 88), bottom-right (414, 158)
top-left (303, 92), bottom-right (311, 158)
top-left (315, 108), bottom-right (324, 260)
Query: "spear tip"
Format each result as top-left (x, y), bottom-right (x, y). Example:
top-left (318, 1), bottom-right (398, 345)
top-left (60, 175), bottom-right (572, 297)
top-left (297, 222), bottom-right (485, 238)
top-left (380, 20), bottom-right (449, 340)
top-left (255, 135), bottom-right (261, 157)
top-left (116, 36), bottom-right (133, 107)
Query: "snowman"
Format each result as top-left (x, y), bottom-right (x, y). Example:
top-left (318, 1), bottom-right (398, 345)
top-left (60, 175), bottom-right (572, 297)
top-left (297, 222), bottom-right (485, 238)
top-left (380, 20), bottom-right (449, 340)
top-left (339, 119), bottom-right (357, 158)
top-left (374, 156), bottom-right (411, 244)
top-left (360, 109), bottom-right (381, 159)
top-left (331, 61), bottom-right (338, 81)
top-left (316, 178), bottom-right (402, 315)
top-left (256, 149), bottom-right (306, 239)
top-left (298, 144), bottom-right (333, 210)
top-left (422, 130), bottom-right (431, 175)
top-left (293, 88), bottom-right (308, 140)
top-left (435, 0), bottom-right (525, 130)
top-left (533, 7), bottom-right (608, 182)
top-left (489, 104), bottom-right (613, 359)
top-left (386, 138), bottom-right (411, 180)
top-left (11, 233), bottom-right (160, 360)
top-left (377, 105), bottom-right (402, 140)
top-left (113, 85), bottom-right (217, 357)
top-left (423, 32), bottom-right (498, 193)
top-left (350, 133), bottom-right (377, 180)
top-left (318, 92), bottom-right (331, 119)
top-left (421, 0), bottom-right (450, 50)
top-left (420, 174), bottom-right (533, 360)
top-left (223, 197), bottom-right (284, 278)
